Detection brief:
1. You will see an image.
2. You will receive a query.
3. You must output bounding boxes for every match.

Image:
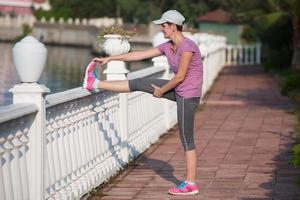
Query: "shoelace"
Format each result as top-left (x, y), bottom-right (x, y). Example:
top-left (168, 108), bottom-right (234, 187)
top-left (176, 181), bottom-right (186, 189)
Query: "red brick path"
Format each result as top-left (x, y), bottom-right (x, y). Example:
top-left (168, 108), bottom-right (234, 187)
top-left (87, 65), bottom-right (300, 200)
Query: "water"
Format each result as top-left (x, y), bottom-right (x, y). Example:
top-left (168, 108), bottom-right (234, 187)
top-left (0, 42), bottom-right (151, 106)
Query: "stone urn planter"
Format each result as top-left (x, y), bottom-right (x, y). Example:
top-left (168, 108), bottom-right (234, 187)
top-left (12, 36), bottom-right (47, 83)
top-left (101, 34), bottom-right (132, 80)
top-left (102, 34), bottom-right (131, 56)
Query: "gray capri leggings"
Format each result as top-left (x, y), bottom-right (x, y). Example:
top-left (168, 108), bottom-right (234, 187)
top-left (128, 78), bottom-right (200, 151)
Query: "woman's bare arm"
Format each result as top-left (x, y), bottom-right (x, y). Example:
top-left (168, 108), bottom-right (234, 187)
top-left (93, 48), bottom-right (162, 65)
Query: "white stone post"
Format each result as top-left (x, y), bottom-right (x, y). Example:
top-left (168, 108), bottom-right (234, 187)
top-left (102, 34), bottom-right (131, 163)
top-left (9, 84), bottom-right (50, 200)
top-left (10, 36), bottom-right (49, 200)
top-left (104, 62), bottom-right (129, 163)
top-left (103, 61), bottom-right (129, 81)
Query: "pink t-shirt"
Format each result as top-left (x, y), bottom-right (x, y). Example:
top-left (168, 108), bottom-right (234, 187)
top-left (158, 37), bottom-right (203, 98)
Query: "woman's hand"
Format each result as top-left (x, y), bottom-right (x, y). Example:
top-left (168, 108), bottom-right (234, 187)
top-left (92, 57), bottom-right (110, 66)
top-left (151, 84), bottom-right (164, 98)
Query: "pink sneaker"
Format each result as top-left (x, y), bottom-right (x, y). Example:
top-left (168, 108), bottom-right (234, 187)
top-left (168, 181), bottom-right (199, 196)
top-left (82, 62), bottom-right (98, 92)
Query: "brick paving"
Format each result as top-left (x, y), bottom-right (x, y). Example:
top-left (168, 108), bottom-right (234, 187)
top-left (86, 65), bottom-right (300, 200)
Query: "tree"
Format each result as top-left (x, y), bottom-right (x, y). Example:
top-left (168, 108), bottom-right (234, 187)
top-left (235, 0), bottom-right (300, 70)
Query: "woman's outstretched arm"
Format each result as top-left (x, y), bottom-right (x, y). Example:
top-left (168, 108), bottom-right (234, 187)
top-left (93, 48), bottom-right (162, 65)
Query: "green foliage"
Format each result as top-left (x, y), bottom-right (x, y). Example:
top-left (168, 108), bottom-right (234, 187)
top-left (13, 24), bottom-right (33, 43)
top-left (292, 144), bottom-right (300, 168)
top-left (281, 73), bottom-right (300, 97)
top-left (32, 0), bottom-right (239, 26)
top-left (241, 25), bottom-right (257, 43)
top-left (263, 45), bottom-right (293, 71)
top-left (98, 24), bottom-right (136, 38)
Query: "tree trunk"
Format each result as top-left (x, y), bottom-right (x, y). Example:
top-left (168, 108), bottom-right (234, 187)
top-left (292, 16), bottom-right (300, 71)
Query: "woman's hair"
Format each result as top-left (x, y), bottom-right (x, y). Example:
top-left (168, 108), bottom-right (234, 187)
top-left (166, 22), bottom-right (183, 32)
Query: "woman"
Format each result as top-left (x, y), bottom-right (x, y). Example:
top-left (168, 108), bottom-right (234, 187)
top-left (83, 10), bottom-right (203, 196)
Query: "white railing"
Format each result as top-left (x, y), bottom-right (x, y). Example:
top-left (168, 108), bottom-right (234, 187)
top-left (226, 43), bottom-right (261, 66)
top-left (192, 32), bottom-right (261, 67)
top-left (0, 33), bottom-right (228, 199)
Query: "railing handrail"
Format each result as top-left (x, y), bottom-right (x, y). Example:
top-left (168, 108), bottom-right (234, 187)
top-left (45, 87), bottom-right (92, 108)
top-left (0, 103), bottom-right (38, 123)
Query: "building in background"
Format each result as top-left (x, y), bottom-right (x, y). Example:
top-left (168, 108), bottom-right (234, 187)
top-left (197, 9), bottom-right (243, 44)
top-left (0, 0), bottom-right (50, 16)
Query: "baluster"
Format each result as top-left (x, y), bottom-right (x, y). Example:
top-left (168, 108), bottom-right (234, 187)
top-left (62, 123), bottom-right (72, 185)
top-left (244, 45), bottom-right (249, 65)
top-left (114, 105), bottom-right (121, 145)
top-left (51, 127), bottom-right (62, 191)
top-left (49, 17), bottom-right (55, 24)
top-left (77, 116), bottom-right (87, 174)
top-left (250, 45), bottom-right (255, 65)
top-left (103, 110), bottom-right (111, 152)
top-left (68, 122), bottom-right (80, 196)
top-left (98, 112), bottom-right (107, 156)
top-left (93, 106), bottom-right (104, 162)
top-left (19, 130), bottom-right (29, 199)
top-left (88, 111), bottom-right (97, 166)
top-left (85, 109), bottom-right (94, 167)
top-left (2, 136), bottom-right (14, 200)
top-left (0, 138), bottom-right (6, 200)
top-left (81, 111), bottom-right (92, 172)
top-left (68, 122), bottom-right (78, 180)
top-left (70, 114), bottom-right (81, 180)
top-left (232, 46), bottom-right (238, 65)
top-left (238, 44), bottom-right (243, 65)
top-left (67, 18), bottom-right (73, 24)
top-left (226, 45), bottom-right (232, 65)
top-left (11, 132), bottom-right (23, 199)
top-left (256, 42), bottom-right (261, 64)
top-left (81, 112), bottom-right (89, 168)
top-left (57, 124), bottom-right (68, 189)
top-left (88, 113), bottom-right (98, 183)
top-left (109, 108), bottom-right (117, 146)
top-left (45, 132), bottom-right (56, 196)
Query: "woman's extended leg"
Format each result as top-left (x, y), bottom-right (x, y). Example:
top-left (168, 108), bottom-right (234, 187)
top-left (97, 80), bottom-right (130, 92)
top-left (96, 78), bottom-right (176, 101)
top-left (83, 62), bottom-right (175, 100)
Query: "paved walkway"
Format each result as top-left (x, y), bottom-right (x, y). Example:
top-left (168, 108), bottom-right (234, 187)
top-left (88, 65), bottom-right (300, 200)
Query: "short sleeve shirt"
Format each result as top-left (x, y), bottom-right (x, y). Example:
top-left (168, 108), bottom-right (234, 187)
top-left (158, 37), bottom-right (203, 98)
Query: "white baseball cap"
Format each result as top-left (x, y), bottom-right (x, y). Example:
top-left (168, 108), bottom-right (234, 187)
top-left (153, 10), bottom-right (185, 26)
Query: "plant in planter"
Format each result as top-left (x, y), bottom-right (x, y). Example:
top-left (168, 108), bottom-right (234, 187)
top-left (98, 24), bottom-right (136, 56)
